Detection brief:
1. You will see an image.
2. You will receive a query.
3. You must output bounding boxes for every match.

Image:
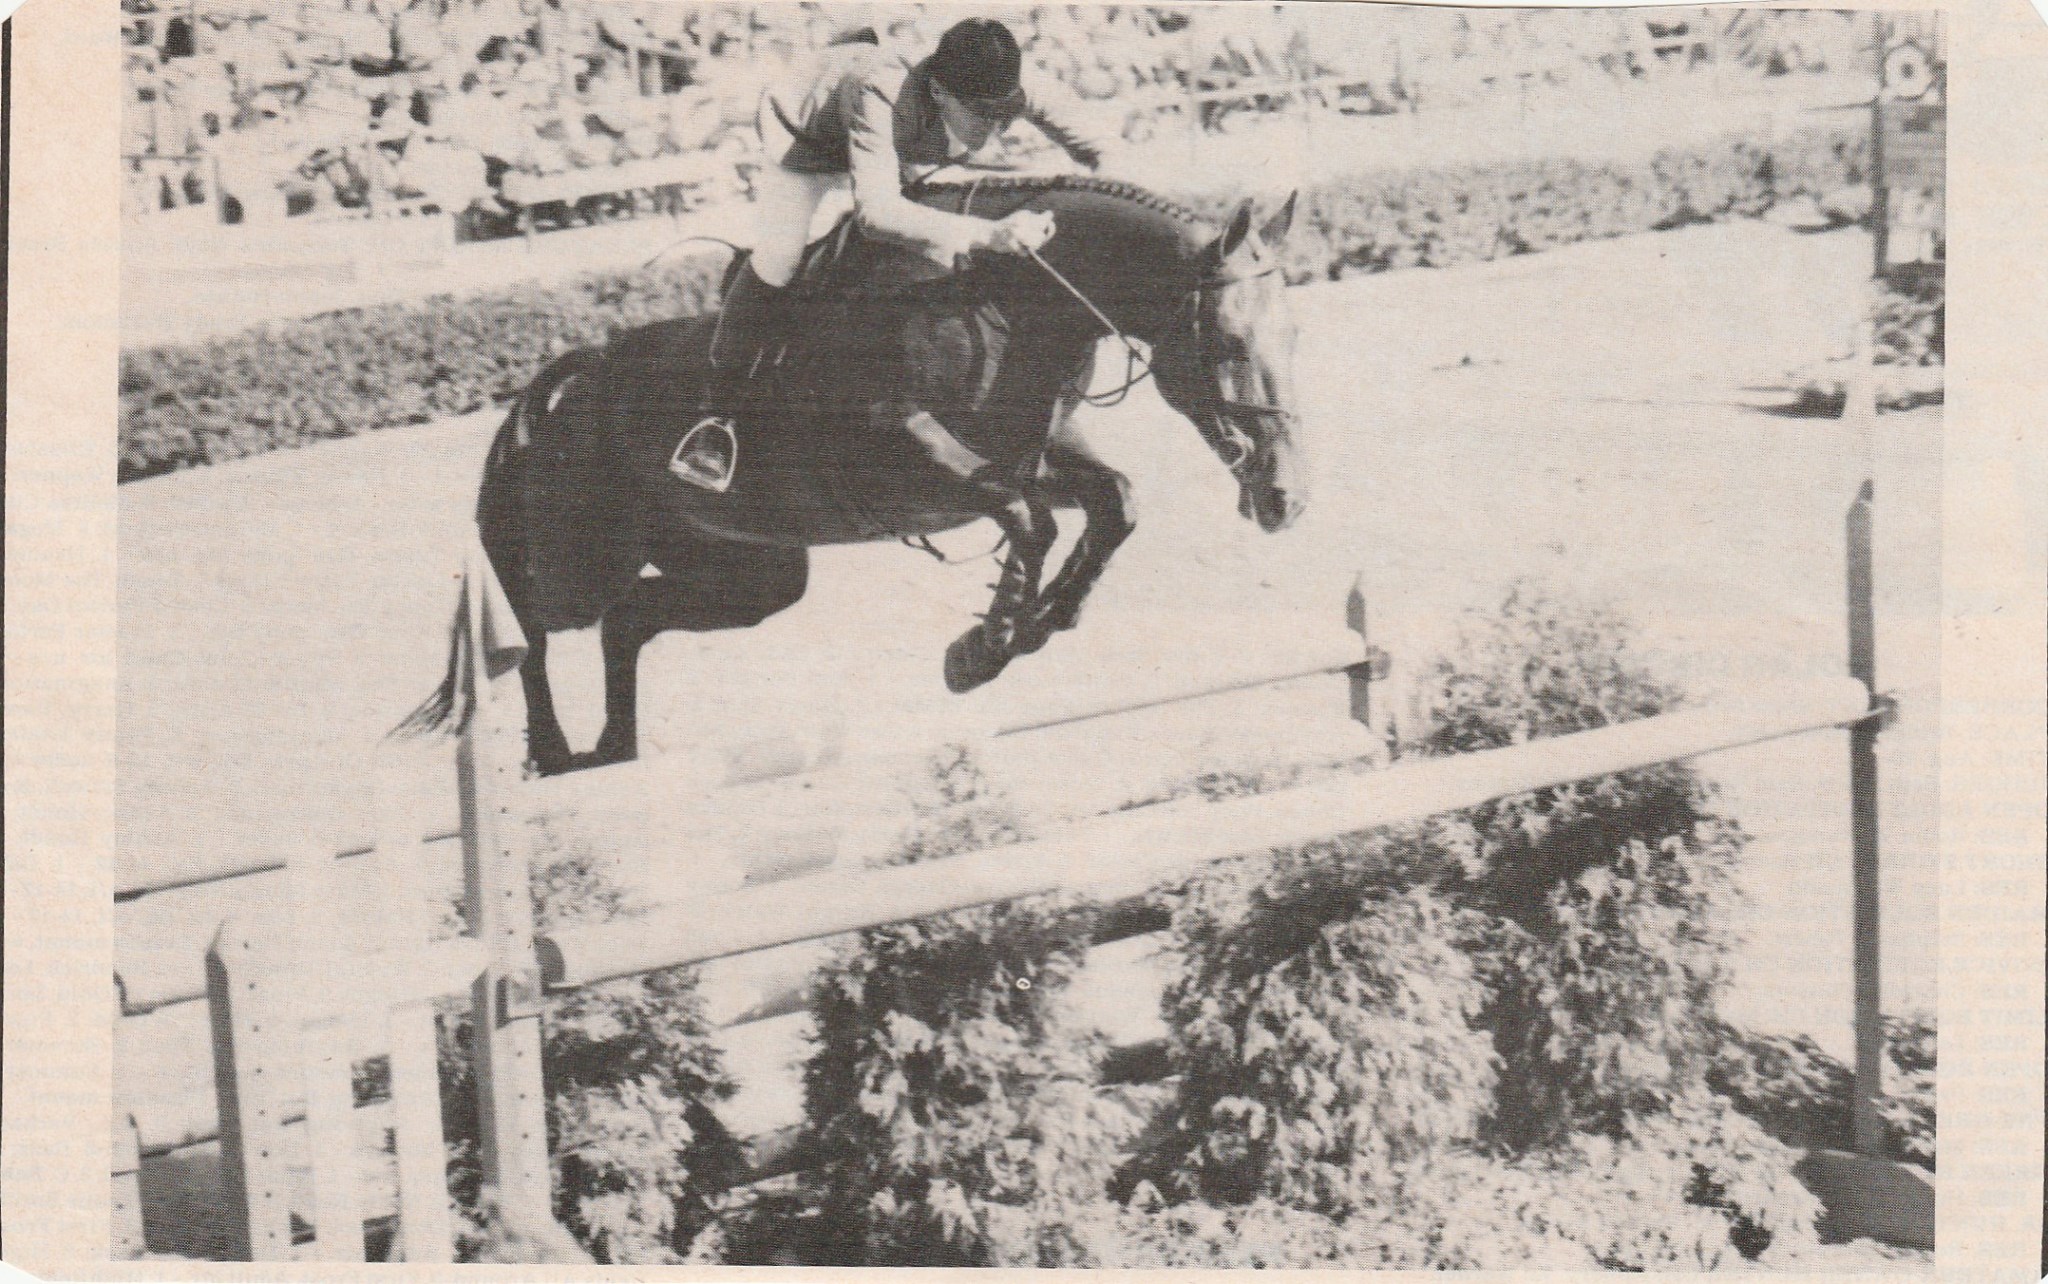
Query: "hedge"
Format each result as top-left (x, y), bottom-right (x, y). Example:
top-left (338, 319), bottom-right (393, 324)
top-left (118, 128), bottom-right (1862, 482)
top-left (1873, 271), bottom-right (1943, 368)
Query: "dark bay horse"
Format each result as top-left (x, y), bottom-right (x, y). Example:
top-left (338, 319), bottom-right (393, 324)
top-left (406, 175), bottom-right (1308, 775)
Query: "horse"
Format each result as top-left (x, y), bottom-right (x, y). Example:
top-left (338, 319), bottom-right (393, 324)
top-left (402, 174), bottom-right (1308, 776)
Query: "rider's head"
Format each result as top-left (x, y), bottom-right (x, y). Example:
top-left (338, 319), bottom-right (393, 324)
top-left (928, 18), bottom-right (1024, 149)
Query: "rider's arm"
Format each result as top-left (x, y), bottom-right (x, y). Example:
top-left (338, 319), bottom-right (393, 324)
top-left (1017, 69), bottom-right (1119, 171)
top-left (843, 66), bottom-right (990, 268)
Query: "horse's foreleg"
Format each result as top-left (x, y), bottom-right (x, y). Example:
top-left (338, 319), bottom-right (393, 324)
top-left (890, 405), bottom-right (1058, 692)
top-left (945, 482), bottom-right (1056, 693)
top-left (1025, 435), bottom-right (1137, 642)
top-left (983, 488), bottom-right (1058, 640)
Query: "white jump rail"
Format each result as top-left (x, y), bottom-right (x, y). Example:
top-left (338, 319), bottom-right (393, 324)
top-left (536, 676), bottom-right (1877, 989)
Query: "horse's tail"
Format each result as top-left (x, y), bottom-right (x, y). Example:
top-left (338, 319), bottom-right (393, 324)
top-left (389, 370), bottom-right (561, 743)
top-left (389, 543), bottom-right (528, 742)
top-left (389, 589), bottom-right (474, 741)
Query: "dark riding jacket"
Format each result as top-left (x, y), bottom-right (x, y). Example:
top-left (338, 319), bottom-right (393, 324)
top-left (762, 41), bottom-right (1119, 265)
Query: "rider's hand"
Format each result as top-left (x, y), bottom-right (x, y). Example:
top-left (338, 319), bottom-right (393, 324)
top-left (983, 210), bottom-right (1057, 257)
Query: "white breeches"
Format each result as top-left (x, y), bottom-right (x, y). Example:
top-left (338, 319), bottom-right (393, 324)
top-left (751, 109), bottom-right (853, 287)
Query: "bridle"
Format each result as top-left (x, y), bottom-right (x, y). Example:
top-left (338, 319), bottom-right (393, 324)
top-left (1021, 246), bottom-right (1294, 480)
top-left (909, 172), bottom-right (1297, 482)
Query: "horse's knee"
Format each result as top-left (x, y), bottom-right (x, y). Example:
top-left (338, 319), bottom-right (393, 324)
top-left (1007, 501), bottom-right (1058, 561)
top-left (977, 481), bottom-right (1055, 560)
top-left (1098, 472), bottom-right (1137, 543)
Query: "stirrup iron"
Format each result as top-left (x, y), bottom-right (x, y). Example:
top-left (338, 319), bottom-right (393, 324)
top-left (669, 416), bottom-right (739, 493)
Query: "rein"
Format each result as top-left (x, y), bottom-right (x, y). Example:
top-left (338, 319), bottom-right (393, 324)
top-left (1022, 246), bottom-right (1150, 407)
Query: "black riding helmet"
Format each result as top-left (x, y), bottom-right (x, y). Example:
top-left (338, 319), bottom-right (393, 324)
top-left (927, 18), bottom-right (1026, 119)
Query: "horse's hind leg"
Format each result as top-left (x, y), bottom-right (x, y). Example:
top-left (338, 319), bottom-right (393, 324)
top-left (590, 600), bottom-right (658, 768)
top-left (519, 634), bottom-right (577, 776)
top-left (588, 541), bottom-right (811, 768)
top-left (476, 415), bottom-right (581, 776)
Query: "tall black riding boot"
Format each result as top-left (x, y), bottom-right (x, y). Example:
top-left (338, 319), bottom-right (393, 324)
top-left (672, 258), bottom-right (789, 491)
top-left (702, 257), bottom-right (790, 415)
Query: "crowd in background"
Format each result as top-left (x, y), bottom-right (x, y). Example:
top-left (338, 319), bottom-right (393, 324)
top-left (122, 1), bottom-right (1870, 230)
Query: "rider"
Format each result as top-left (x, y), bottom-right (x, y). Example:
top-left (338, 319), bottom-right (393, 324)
top-left (698, 18), bottom-right (1120, 419)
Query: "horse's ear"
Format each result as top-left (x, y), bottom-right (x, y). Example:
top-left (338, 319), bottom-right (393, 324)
top-left (1213, 198), bottom-right (1256, 261)
top-left (1258, 191), bottom-right (1298, 249)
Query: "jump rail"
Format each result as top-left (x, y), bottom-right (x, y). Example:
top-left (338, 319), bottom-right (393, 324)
top-left (114, 627), bottom-right (1381, 909)
top-left (537, 677), bottom-right (1878, 989)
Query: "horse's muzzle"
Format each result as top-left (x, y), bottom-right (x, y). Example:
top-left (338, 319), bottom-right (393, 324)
top-left (1241, 476), bottom-right (1304, 533)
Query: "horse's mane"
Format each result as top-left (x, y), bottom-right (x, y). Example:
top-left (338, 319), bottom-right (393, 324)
top-left (915, 173), bottom-right (1212, 233)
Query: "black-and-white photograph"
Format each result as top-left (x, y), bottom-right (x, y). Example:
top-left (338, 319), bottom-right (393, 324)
top-left (109, 2), bottom-right (1942, 1267)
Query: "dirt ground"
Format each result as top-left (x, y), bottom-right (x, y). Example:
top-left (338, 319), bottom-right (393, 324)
top-left (116, 221), bottom-right (1939, 1247)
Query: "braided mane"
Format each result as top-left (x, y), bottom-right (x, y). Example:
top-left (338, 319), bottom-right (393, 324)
top-left (915, 173), bottom-right (1212, 231)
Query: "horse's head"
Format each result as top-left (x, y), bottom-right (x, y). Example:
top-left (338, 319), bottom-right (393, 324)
top-left (1153, 192), bottom-right (1307, 533)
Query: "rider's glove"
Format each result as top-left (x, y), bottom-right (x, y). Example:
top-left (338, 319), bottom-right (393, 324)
top-left (983, 210), bottom-right (1057, 258)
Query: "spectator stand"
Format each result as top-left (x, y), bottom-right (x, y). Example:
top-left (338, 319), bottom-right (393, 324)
top-left (493, 11), bottom-right (749, 243)
top-left (118, 5), bottom-right (1880, 250)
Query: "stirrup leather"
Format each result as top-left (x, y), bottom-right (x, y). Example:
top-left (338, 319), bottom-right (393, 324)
top-left (669, 416), bottom-right (739, 493)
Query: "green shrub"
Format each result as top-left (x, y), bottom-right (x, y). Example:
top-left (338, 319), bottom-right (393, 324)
top-left (711, 749), bottom-right (1142, 1267)
top-left (1879, 1012), bottom-right (1936, 1168)
top-left (1711, 1012), bottom-right (1937, 1171)
top-left (437, 836), bottom-right (745, 1264)
top-left (1154, 871), bottom-right (1500, 1211)
top-left (1123, 581), bottom-right (1817, 1263)
top-left (118, 129), bottom-right (1857, 482)
top-left (1710, 1028), bottom-right (1854, 1152)
top-left (118, 257), bottom-right (729, 481)
top-left (1874, 272), bottom-right (1944, 367)
top-left (1092, 1102), bottom-right (1814, 1269)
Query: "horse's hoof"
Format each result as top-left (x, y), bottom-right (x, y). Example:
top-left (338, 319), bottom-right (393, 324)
top-left (529, 742), bottom-right (575, 778)
top-left (588, 731), bottom-right (638, 771)
top-left (1010, 616), bottom-right (1052, 656)
top-left (944, 628), bottom-right (1012, 693)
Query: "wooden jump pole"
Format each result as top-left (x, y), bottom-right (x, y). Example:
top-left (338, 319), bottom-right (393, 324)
top-left (538, 676), bottom-right (1876, 990)
top-left (289, 840), bottom-right (367, 1261)
top-left (375, 757), bottom-right (456, 1262)
top-left (205, 916), bottom-right (295, 1260)
top-left (454, 551), bottom-right (554, 1236)
top-left (111, 973), bottom-right (146, 1258)
top-left (1845, 177), bottom-right (1887, 1154)
top-left (1848, 482), bottom-right (1884, 1157)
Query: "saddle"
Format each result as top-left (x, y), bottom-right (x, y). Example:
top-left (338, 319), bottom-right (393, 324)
top-left (611, 217), bottom-right (1012, 493)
